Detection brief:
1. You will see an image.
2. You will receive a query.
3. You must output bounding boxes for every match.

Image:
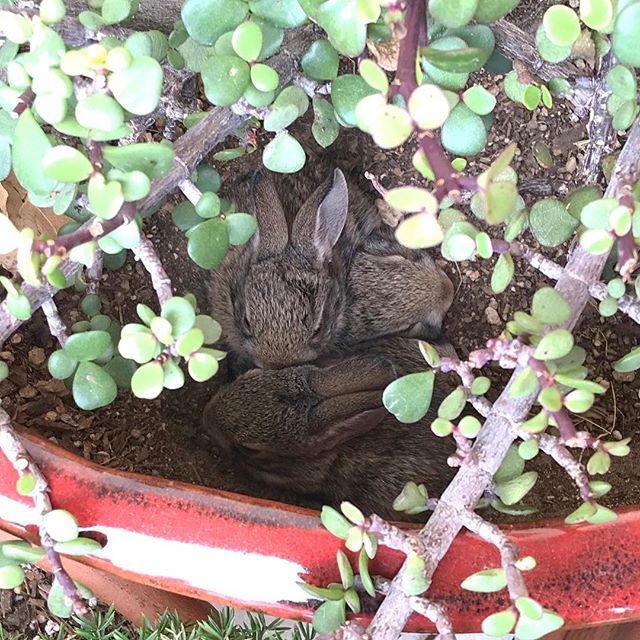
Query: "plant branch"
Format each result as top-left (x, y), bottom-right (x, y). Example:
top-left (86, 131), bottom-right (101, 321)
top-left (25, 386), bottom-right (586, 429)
top-left (41, 299), bottom-right (68, 347)
top-left (409, 597), bottom-right (455, 640)
top-left (0, 410), bottom-right (88, 615)
top-left (365, 115), bottom-right (640, 640)
top-left (131, 235), bottom-right (173, 305)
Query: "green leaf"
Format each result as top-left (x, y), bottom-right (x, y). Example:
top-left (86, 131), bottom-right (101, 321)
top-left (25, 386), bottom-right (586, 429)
top-left (162, 359), bottom-right (185, 390)
top-left (482, 609), bottom-right (517, 637)
top-left (248, 0), bottom-right (307, 28)
top-left (108, 56), bottom-right (162, 115)
top-left (187, 348), bottom-right (220, 382)
top-left (195, 192), bottom-right (221, 219)
top-left (383, 371), bottom-right (435, 424)
top-left (613, 347), bottom-right (640, 372)
top-left (607, 64), bottom-right (637, 100)
top-left (579, 228), bottom-right (615, 254)
top-left (301, 39), bottom-right (338, 80)
top-left (312, 599), bottom-right (345, 634)
top-left (408, 83), bottom-right (451, 130)
top-left (172, 201), bottom-right (202, 231)
top-left (529, 198), bottom-right (578, 247)
top-left (612, 1), bottom-right (640, 66)
top-left (437, 387), bottom-right (466, 420)
top-left (232, 21), bottom-right (263, 61)
top-left (262, 132), bottom-right (306, 173)
top-left (580, 0), bottom-right (614, 31)
top-left (320, 505), bottom-right (350, 539)
top-left (264, 103), bottom-right (299, 131)
top-left (317, 0), bottom-right (366, 56)
top-left (13, 109), bottom-right (57, 196)
top-left (402, 554), bottom-right (428, 596)
top-left (47, 349), bottom-right (78, 380)
top-left (88, 175), bottom-right (125, 221)
top-left (518, 438), bottom-right (539, 461)
top-left (359, 59), bottom-right (388, 93)
top-left (75, 93), bottom-right (125, 132)
top-left (0, 12), bottom-right (33, 43)
top-left (0, 564), bottom-right (24, 590)
top-left (531, 287), bottom-right (571, 325)
top-left (340, 501), bottom-right (364, 525)
top-left (470, 376), bottom-right (491, 395)
top-left (495, 470), bottom-right (538, 505)
top-left (494, 445), bottom-right (525, 483)
top-left (181, 0), bottom-right (247, 45)
top-left (131, 361), bottom-right (164, 399)
top-left (47, 580), bottom-right (92, 619)
top-left (461, 568), bottom-right (506, 593)
top-left (587, 504), bottom-right (617, 524)
top-left (395, 213), bottom-right (444, 249)
top-left (101, 0), bottom-right (132, 23)
top-left (421, 36), bottom-right (470, 90)
top-left (509, 367), bottom-right (538, 398)
top-left (332, 74), bottom-right (377, 128)
top-left (422, 45), bottom-right (486, 73)
top-left (535, 24), bottom-right (572, 63)
top-left (336, 549), bottom-right (353, 590)
top-left (441, 103), bottom-right (487, 156)
top-left (311, 96), bottom-right (339, 148)
top-left (298, 582), bottom-right (345, 601)
top-left (582, 199), bottom-right (617, 230)
top-left (160, 297), bottom-right (195, 336)
top-left (534, 328), bottom-right (574, 360)
top-left (72, 362), bottom-right (118, 410)
top-left (514, 609), bottom-right (564, 640)
top-left (194, 315), bottom-right (222, 344)
top-left (202, 54), bottom-right (250, 106)
top-left (565, 501), bottom-right (598, 524)
top-left (54, 537), bottom-right (102, 556)
top-left (187, 218), bottom-right (230, 268)
top-left (359, 549), bottom-right (375, 596)
top-left (385, 187), bottom-right (438, 214)
top-left (43, 509), bottom-right (79, 542)
top-left (539, 385), bottom-right (562, 412)
top-left (491, 252), bottom-right (514, 294)
top-left (458, 415), bottom-right (481, 438)
top-left (1, 541), bottom-right (44, 563)
top-left (543, 5), bottom-right (581, 47)
top-left (473, 0), bottom-right (518, 23)
top-left (41, 145), bottom-right (93, 184)
top-left (393, 481), bottom-right (429, 515)
top-left (462, 85), bottom-right (496, 115)
top-left (251, 63), bottom-right (279, 92)
top-left (64, 330), bottom-right (112, 362)
top-left (564, 389), bottom-right (595, 413)
top-left (225, 213), bottom-right (256, 246)
top-left (430, 0), bottom-right (478, 28)
top-left (104, 355), bottom-right (136, 389)
top-left (16, 472), bottom-right (36, 496)
top-left (103, 142), bottom-right (174, 179)
top-left (431, 417), bottom-right (453, 437)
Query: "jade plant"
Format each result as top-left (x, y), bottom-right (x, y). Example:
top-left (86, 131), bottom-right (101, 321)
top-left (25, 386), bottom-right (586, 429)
top-left (0, 0), bottom-right (639, 637)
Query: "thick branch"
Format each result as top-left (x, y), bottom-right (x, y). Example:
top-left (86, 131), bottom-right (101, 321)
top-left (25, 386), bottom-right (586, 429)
top-left (131, 236), bottom-right (173, 305)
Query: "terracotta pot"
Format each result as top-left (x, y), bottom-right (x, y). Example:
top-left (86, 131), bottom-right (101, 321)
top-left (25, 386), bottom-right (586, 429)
top-left (1, 430), bottom-right (639, 634)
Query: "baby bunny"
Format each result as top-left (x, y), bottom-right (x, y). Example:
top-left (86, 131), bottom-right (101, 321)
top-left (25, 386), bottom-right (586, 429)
top-left (211, 167), bottom-right (454, 372)
top-left (210, 168), bottom-right (351, 371)
top-left (202, 355), bottom-right (455, 520)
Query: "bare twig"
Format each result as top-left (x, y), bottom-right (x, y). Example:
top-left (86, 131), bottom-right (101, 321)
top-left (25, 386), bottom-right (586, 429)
top-left (131, 235), bottom-right (173, 305)
top-left (0, 410), bottom-right (88, 615)
top-left (86, 250), bottom-right (103, 296)
top-left (41, 299), bottom-right (68, 347)
top-left (409, 597), bottom-right (455, 640)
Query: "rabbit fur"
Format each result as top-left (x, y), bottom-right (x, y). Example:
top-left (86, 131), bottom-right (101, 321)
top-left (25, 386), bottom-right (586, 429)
top-left (210, 167), bottom-right (454, 373)
top-left (202, 354), bottom-right (456, 520)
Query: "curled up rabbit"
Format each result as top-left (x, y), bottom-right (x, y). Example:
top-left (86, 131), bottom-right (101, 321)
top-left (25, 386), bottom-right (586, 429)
top-left (202, 355), bottom-right (455, 520)
top-left (210, 167), bottom-right (455, 372)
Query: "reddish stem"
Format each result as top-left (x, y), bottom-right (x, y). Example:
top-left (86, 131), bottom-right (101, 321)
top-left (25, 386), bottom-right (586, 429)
top-left (32, 202), bottom-right (137, 258)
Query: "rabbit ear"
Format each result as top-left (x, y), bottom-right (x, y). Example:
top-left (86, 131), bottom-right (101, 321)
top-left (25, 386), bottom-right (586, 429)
top-left (309, 356), bottom-right (396, 396)
top-left (306, 405), bottom-right (389, 453)
top-left (250, 170), bottom-right (288, 258)
top-left (291, 168), bottom-right (348, 261)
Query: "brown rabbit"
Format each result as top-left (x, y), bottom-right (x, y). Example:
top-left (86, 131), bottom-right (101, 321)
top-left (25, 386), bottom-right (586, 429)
top-left (202, 353), bottom-right (456, 520)
top-left (210, 167), bottom-right (454, 372)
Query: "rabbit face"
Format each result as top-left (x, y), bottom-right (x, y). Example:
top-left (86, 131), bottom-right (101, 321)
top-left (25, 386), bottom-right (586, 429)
top-left (211, 168), bottom-right (351, 371)
top-left (234, 252), bottom-right (345, 368)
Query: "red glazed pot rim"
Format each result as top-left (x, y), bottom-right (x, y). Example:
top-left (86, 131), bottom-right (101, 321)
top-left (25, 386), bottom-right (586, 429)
top-left (1, 429), bottom-right (639, 633)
